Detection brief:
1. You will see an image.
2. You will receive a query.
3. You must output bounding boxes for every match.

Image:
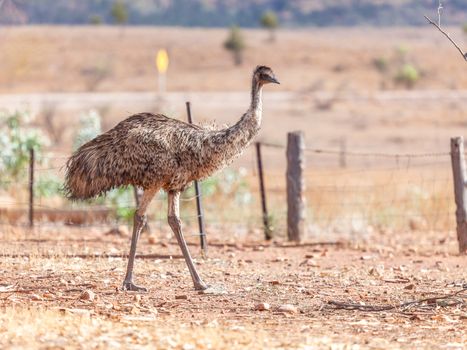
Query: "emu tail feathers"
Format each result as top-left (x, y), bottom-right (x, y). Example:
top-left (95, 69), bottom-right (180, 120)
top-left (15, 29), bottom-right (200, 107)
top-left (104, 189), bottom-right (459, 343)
top-left (64, 143), bottom-right (117, 200)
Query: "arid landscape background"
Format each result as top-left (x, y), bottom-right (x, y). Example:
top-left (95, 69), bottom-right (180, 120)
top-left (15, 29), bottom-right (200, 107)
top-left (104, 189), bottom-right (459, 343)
top-left (1, 23), bottom-right (466, 349)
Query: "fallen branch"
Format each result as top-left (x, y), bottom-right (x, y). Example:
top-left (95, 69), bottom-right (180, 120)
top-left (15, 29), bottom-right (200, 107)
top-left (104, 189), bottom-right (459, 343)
top-left (424, 15), bottom-right (467, 62)
top-left (328, 287), bottom-right (467, 312)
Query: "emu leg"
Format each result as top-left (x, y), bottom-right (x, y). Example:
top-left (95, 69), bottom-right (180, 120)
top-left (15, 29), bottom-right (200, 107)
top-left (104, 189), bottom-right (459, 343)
top-left (122, 187), bottom-right (158, 292)
top-left (168, 191), bottom-right (208, 290)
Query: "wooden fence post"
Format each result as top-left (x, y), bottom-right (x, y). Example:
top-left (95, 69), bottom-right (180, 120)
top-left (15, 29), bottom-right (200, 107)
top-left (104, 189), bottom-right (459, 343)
top-left (286, 131), bottom-right (306, 242)
top-left (450, 137), bottom-right (467, 254)
top-left (255, 142), bottom-right (272, 240)
top-left (185, 102), bottom-right (207, 254)
top-left (28, 148), bottom-right (34, 228)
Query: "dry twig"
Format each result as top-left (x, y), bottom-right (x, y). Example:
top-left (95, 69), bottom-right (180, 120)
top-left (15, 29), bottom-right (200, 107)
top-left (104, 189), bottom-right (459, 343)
top-left (328, 287), bottom-right (467, 312)
top-left (424, 15), bottom-right (467, 62)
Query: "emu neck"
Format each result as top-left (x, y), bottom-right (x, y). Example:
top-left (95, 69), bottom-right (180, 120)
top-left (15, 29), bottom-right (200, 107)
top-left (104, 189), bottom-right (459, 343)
top-left (203, 77), bottom-right (264, 173)
top-left (231, 78), bottom-right (263, 141)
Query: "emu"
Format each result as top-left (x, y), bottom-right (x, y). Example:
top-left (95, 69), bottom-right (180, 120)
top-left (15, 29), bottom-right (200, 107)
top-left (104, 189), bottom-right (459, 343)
top-left (65, 66), bottom-right (280, 291)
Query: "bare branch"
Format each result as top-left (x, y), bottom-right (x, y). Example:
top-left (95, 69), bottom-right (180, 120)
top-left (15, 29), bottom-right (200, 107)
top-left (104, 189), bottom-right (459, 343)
top-left (327, 287), bottom-right (467, 312)
top-left (424, 15), bottom-right (467, 62)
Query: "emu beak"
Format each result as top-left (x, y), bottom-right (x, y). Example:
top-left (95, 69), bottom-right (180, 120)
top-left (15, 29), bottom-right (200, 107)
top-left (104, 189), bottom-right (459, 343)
top-left (269, 77), bottom-right (280, 84)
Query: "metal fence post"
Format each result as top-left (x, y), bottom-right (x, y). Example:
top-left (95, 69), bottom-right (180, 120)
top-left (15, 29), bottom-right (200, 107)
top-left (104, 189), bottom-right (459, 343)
top-left (28, 147), bottom-right (34, 228)
top-left (286, 131), bottom-right (306, 242)
top-left (450, 137), bottom-right (467, 254)
top-left (185, 102), bottom-right (207, 254)
top-left (255, 142), bottom-right (272, 240)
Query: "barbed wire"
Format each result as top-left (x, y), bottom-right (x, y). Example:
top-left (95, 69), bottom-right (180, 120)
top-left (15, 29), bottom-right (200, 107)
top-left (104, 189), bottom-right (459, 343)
top-left (261, 142), bottom-right (453, 158)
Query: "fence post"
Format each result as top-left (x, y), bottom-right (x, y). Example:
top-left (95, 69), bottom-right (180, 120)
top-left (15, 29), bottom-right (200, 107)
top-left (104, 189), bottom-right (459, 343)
top-left (28, 147), bottom-right (34, 228)
top-left (255, 142), bottom-right (272, 240)
top-left (185, 102), bottom-right (207, 254)
top-left (450, 137), bottom-right (467, 254)
top-left (287, 131), bottom-right (306, 242)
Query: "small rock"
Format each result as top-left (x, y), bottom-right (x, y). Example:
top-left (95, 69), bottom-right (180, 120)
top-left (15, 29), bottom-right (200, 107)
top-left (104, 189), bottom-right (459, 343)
top-left (268, 280), bottom-right (280, 285)
top-left (80, 290), bottom-right (96, 301)
top-left (105, 225), bottom-right (128, 236)
top-left (277, 304), bottom-right (298, 314)
top-left (369, 265), bottom-right (384, 278)
top-left (147, 234), bottom-right (158, 245)
top-left (409, 217), bottom-right (427, 231)
top-left (254, 302), bottom-right (270, 311)
top-left (175, 294), bottom-right (188, 300)
top-left (30, 294), bottom-right (42, 301)
top-left (404, 284), bottom-right (415, 290)
top-left (300, 259), bottom-right (319, 267)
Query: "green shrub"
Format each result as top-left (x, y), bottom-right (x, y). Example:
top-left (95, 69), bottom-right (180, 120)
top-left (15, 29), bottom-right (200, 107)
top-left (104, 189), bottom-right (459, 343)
top-left (372, 57), bottom-right (389, 73)
top-left (260, 10), bottom-right (279, 41)
top-left (395, 64), bottom-right (420, 88)
top-left (110, 1), bottom-right (128, 25)
top-left (73, 110), bottom-right (102, 150)
top-left (0, 110), bottom-right (48, 182)
top-left (89, 15), bottom-right (102, 25)
top-left (224, 26), bottom-right (246, 65)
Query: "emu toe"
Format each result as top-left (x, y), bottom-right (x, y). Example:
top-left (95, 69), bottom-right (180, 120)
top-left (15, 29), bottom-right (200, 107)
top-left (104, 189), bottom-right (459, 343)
top-left (194, 280), bottom-right (209, 291)
top-left (122, 281), bottom-right (148, 292)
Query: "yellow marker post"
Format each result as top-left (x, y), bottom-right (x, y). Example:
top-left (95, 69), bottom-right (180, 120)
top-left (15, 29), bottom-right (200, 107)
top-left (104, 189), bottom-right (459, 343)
top-left (156, 49), bottom-right (169, 93)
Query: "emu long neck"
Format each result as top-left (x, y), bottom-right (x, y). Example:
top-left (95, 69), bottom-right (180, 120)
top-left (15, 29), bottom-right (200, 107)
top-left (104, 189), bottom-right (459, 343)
top-left (225, 78), bottom-right (263, 147)
top-left (201, 77), bottom-right (264, 175)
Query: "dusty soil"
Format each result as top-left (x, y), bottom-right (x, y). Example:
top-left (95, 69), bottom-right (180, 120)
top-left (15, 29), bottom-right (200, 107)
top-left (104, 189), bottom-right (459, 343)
top-left (0, 227), bottom-right (465, 349)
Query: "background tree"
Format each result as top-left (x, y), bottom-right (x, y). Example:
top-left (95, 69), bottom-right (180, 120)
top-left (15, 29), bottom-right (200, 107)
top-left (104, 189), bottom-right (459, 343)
top-left (260, 10), bottom-right (279, 41)
top-left (110, 1), bottom-right (128, 26)
top-left (224, 26), bottom-right (246, 66)
top-left (89, 15), bottom-right (102, 25)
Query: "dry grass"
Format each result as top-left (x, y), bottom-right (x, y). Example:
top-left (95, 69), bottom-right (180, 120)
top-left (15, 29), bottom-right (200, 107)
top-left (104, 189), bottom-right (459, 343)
top-left (1, 26), bottom-right (466, 93)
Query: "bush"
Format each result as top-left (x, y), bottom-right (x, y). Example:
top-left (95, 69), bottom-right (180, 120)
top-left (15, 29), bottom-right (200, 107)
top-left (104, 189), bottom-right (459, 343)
top-left (260, 10), bottom-right (279, 41)
top-left (0, 110), bottom-right (48, 181)
top-left (89, 15), bottom-right (102, 25)
top-left (394, 64), bottom-right (420, 88)
top-left (110, 1), bottom-right (128, 25)
top-left (372, 57), bottom-right (389, 73)
top-left (73, 110), bottom-right (102, 151)
top-left (463, 23), bottom-right (467, 34)
top-left (224, 26), bottom-right (246, 65)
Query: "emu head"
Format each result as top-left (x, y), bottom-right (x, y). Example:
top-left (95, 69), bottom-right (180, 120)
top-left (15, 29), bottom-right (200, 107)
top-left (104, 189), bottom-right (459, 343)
top-left (254, 65), bottom-right (280, 85)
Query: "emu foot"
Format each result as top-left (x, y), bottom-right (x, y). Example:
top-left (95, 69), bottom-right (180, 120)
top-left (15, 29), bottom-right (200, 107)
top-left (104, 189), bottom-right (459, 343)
top-left (198, 284), bottom-right (228, 295)
top-left (122, 281), bottom-right (148, 292)
top-left (193, 280), bottom-right (209, 291)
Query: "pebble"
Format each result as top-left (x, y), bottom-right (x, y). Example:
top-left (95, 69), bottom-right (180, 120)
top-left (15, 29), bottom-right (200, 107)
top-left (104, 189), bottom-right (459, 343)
top-left (277, 304), bottom-right (298, 314)
top-left (80, 290), bottom-right (96, 301)
top-left (254, 302), bottom-right (271, 311)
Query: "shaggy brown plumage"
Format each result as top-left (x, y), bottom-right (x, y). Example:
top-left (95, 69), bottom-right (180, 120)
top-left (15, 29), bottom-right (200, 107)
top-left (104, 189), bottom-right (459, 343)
top-left (65, 66), bottom-right (278, 199)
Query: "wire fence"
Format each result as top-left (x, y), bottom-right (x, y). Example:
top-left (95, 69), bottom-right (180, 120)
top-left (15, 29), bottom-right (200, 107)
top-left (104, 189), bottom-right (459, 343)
top-left (0, 140), bottom-right (461, 243)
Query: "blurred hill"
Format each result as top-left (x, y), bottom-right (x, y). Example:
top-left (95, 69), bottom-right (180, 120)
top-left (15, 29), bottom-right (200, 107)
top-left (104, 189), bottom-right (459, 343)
top-left (1, 0), bottom-right (466, 26)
